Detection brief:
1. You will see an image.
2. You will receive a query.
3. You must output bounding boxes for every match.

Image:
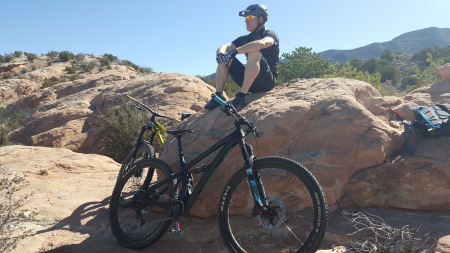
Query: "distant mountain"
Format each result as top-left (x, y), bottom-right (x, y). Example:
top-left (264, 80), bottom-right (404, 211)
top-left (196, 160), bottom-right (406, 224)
top-left (319, 27), bottom-right (450, 63)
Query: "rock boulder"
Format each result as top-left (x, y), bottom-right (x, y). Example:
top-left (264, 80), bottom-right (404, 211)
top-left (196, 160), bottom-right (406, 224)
top-left (160, 78), bottom-right (404, 217)
top-left (6, 70), bottom-right (215, 154)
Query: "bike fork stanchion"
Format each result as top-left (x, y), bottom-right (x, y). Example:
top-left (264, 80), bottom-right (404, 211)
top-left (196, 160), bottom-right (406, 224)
top-left (239, 136), bottom-right (267, 210)
top-left (246, 168), bottom-right (267, 210)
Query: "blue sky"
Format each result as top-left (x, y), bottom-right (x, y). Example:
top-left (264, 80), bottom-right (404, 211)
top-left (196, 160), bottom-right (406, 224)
top-left (1, 0), bottom-right (449, 76)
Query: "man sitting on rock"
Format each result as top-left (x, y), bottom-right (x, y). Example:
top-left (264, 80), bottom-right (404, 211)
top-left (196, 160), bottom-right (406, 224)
top-left (204, 4), bottom-right (280, 111)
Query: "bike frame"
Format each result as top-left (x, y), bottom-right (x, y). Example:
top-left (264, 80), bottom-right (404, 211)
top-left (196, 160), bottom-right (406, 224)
top-left (135, 118), bottom-right (267, 214)
top-left (124, 95), bottom-right (191, 168)
top-left (127, 112), bottom-right (167, 165)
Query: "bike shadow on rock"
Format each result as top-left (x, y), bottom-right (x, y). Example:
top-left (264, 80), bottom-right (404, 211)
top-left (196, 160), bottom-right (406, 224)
top-left (34, 196), bottom-right (125, 253)
top-left (34, 197), bottom-right (227, 253)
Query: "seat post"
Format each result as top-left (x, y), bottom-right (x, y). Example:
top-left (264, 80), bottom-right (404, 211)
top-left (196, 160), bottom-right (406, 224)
top-left (166, 129), bottom-right (192, 168)
top-left (176, 136), bottom-right (187, 167)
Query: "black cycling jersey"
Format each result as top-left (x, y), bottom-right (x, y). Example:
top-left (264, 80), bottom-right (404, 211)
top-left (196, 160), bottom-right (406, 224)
top-left (232, 28), bottom-right (280, 78)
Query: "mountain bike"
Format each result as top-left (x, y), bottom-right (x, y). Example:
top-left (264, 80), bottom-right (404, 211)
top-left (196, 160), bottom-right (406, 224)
top-left (118, 95), bottom-right (192, 177)
top-left (109, 94), bottom-right (328, 253)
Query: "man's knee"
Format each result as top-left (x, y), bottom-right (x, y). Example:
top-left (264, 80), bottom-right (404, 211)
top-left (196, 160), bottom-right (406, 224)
top-left (247, 51), bottom-right (262, 63)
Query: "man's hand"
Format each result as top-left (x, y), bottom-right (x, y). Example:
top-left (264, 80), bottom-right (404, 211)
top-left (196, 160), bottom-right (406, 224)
top-left (223, 49), bottom-right (238, 67)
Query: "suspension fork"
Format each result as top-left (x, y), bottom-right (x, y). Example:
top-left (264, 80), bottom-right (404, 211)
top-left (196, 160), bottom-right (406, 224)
top-left (238, 134), bottom-right (268, 210)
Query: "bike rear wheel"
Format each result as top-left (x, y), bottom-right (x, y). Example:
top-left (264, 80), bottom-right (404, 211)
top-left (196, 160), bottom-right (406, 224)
top-left (118, 142), bottom-right (155, 178)
top-left (110, 158), bottom-right (174, 249)
top-left (218, 156), bottom-right (328, 253)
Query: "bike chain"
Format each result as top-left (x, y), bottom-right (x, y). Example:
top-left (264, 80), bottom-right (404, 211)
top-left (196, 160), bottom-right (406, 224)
top-left (131, 191), bottom-right (182, 226)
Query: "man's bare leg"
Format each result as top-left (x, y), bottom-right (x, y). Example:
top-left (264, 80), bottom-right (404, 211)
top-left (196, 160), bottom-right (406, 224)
top-left (240, 51), bottom-right (262, 94)
top-left (204, 62), bottom-right (231, 110)
top-left (215, 61), bottom-right (231, 93)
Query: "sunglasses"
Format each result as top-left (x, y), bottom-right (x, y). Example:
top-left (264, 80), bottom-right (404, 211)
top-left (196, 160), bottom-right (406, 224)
top-left (244, 15), bottom-right (257, 21)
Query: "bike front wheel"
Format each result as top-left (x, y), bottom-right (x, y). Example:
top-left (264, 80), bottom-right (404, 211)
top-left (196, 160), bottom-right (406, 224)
top-left (218, 156), bottom-right (328, 253)
top-left (110, 158), bottom-right (174, 249)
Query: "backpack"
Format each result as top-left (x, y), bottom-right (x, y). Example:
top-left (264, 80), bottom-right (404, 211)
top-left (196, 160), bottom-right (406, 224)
top-left (412, 104), bottom-right (450, 138)
top-left (402, 104), bottom-right (450, 155)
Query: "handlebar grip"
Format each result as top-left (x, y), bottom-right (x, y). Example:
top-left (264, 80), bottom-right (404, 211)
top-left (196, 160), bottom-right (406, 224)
top-left (125, 95), bottom-right (140, 104)
top-left (212, 94), bottom-right (227, 106)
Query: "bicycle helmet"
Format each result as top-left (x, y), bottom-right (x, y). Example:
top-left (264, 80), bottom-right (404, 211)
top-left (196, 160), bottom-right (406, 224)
top-left (239, 4), bottom-right (268, 22)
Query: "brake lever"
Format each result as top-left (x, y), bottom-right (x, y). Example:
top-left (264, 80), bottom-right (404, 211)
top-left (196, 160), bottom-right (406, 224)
top-left (221, 106), bottom-right (232, 116)
top-left (246, 128), bottom-right (260, 137)
top-left (245, 124), bottom-right (260, 137)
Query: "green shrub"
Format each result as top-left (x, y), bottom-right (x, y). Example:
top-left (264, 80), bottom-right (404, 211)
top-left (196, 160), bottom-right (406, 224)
top-left (80, 61), bottom-right (96, 73)
top-left (1, 72), bottom-right (13, 79)
top-left (104, 54), bottom-right (118, 62)
top-left (59, 51), bottom-right (74, 62)
top-left (278, 47), bottom-right (334, 83)
top-left (403, 53), bottom-right (443, 91)
top-left (24, 52), bottom-right (38, 62)
top-left (0, 107), bottom-right (24, 146)
top-left (120, 60), bottom-right (138, 69)
top-left (46, 51), bottom-right (59, 58)
top-left (69, 74), bottom-right (84, 81)
top-left (119, 60), bottom-right (154, 75)
top-left (13, 51), bottom-right (22, 58)
top-left (99, 54), bottom-right (118, 66)
top-left (97, 100), bottom-right (152, 161)
top-left (0, 124), bottom-right (9, 146)
top-left (0, 55), bottom-right (5, 63)
top-left (325, 62), bottom-right (381, 87)
top-left (75, 53), bottom-right (85, 62)
top-left (99, 58), bottom-right (109, 67)
top-left (64, 64), bottom-right (77, 74)
top-left (41, 80), bottom-right (60, 88)
top-left (137, 66), bottom-right (154, 75)
top-left (4, 54), bottom-right (14, 62)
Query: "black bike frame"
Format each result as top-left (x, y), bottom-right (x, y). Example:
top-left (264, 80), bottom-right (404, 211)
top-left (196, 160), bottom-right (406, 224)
top-left (136, 118), bottom-right (264, 214)
top-left (129, 114), bottom-right (157, 165)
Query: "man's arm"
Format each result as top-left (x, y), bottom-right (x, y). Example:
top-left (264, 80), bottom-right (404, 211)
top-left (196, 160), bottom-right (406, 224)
top-left (217, 43), bottom-right (237, 55)
top-left (235, 37), bottom-right (275, 54)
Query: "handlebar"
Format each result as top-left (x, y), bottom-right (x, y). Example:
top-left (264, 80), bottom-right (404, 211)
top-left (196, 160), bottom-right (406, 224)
top-left (124, 95), bottom-right (179, 123)
top-left (211, 94), bottom-right (259, 137)
top-left (125, 94), bottom-right (140, 104)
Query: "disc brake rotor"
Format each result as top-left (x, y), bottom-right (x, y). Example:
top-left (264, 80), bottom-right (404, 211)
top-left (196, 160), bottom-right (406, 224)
top-left (256, 197), bottom-right (286, 229)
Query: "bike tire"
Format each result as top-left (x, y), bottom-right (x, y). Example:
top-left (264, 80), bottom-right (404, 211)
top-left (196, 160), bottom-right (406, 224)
top-left (118, 141), bottom-right (155, 179)
top-left (110, 158), bottom-right (174, 249)
top-left (218, 156), bottom-right (328, 253)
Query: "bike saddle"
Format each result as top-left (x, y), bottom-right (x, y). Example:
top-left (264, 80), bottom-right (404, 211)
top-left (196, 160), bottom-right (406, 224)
top-left (166, 129), bottom-right (193, 136)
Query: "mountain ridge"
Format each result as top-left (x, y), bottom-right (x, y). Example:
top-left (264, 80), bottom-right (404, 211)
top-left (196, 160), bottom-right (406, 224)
top-left (319, 27), bottom-right (450, 63)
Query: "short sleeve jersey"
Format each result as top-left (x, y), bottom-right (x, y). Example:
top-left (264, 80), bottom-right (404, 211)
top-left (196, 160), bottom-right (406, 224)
top-left (232, 28), bottom-right (280, 78)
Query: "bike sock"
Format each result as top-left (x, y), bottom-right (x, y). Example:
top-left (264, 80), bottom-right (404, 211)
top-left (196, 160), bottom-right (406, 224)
top-left (236, 92), bottom-right (247, 98)
top-left (215, 92), bottom-right (224, 97)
